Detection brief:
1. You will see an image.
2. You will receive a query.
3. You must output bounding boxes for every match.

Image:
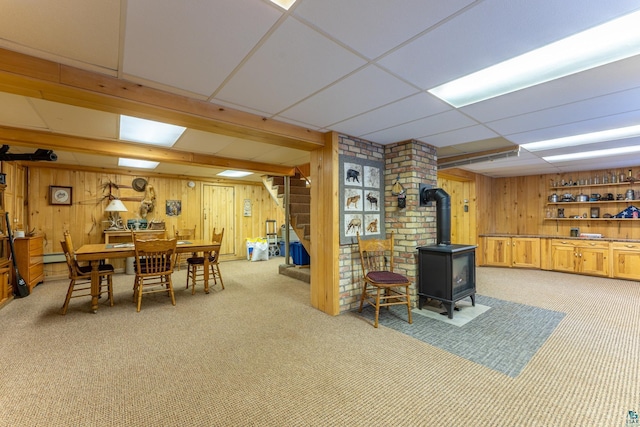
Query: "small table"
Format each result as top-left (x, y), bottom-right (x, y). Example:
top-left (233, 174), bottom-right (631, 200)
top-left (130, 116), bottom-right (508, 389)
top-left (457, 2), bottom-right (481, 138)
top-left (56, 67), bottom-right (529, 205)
top-left (75, 239), bottom-right (221, 313)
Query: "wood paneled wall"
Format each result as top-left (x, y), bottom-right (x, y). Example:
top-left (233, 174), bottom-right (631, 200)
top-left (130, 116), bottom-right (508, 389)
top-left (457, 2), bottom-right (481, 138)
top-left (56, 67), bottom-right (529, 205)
top-left (19, 165), bottom-right (283, 278)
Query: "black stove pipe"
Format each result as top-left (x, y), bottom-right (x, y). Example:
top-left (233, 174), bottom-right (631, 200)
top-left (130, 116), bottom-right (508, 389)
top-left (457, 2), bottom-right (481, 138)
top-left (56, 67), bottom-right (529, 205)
top-left (421, 187), bottom-right (451, 246)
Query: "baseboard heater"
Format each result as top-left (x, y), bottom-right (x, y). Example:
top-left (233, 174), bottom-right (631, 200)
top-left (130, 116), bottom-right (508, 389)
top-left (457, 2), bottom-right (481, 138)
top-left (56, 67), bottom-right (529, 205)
top-left (43, 252), bottom-right (66, 264)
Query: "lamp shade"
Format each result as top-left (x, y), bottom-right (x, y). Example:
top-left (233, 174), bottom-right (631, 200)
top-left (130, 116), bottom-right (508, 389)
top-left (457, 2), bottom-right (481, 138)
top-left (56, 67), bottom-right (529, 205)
top-left (105, 199), bottom-right (128, 212)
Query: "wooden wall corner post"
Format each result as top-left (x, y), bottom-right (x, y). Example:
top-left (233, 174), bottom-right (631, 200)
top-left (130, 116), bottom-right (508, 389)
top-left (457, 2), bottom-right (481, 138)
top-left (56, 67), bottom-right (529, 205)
top-left (310, 132), bottom-right (340, 315)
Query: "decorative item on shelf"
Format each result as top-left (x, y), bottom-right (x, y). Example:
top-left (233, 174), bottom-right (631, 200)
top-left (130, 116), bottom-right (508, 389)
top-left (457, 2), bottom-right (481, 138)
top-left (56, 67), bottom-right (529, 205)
top-left (626, 169), bottom-right (636, 182)
top-left (626, 189), bottom-right (635, 201)
top-left (557, 208), bottom-right (565, 218)
top-left (614, 205), bottom-right (639, 218)
top-left (590, 207), bottom-right (600, 218)
top-left (104, 199), bottom-right (128, 230)
top-left (148, 220), bottom-right (165, 230)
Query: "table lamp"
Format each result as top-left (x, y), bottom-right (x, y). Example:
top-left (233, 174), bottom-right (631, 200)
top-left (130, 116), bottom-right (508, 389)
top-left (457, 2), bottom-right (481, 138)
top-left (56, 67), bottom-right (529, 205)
top-left (105, 199), bottom-right (128, 230)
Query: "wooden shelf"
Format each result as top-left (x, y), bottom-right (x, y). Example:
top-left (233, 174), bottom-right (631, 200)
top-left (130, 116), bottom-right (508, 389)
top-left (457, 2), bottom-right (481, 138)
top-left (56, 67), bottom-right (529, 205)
top-left (544, 218), bottom-right (638, 221)
top-left (547, 200), bottom-right (637, 205)
top-left (550, 181), bottom-right (633, 190)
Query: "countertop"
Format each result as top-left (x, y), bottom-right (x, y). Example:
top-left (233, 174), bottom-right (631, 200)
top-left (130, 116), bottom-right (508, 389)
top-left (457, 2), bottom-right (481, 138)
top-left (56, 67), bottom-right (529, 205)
top-left (479, 234), bottom-right (640, 243)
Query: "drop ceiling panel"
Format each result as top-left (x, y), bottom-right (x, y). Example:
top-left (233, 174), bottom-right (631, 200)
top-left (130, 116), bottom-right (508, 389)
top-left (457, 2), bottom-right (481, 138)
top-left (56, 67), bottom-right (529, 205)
top-left (425, 126), bottom-right (501, 149)
top-left (0, 93), bottom-right (47, 129)
top-left (279, 65), bottom-right (418, 129)
top-left (504, 109), bottom-right (640, 145)
top-left (30, 98), bottom-right (118, 139)
top-left (0, 0), bottom-right (120, 70)
top-left (123, 0), bottom-right (282, 96)
top-left (461, 55), bottom-right (640, 124)
top-left (332, 93), bottom-right (451, 138)
top-left (293, 0), bottom-right (476, 59)
top-left (488, 87), bottom-right (640, 137)
top-left (256, 147), bottom-right (309, 165)
top-left (215, 140), bottom-right (283, 161)
top-left (437, 137), bottom-right (515, 158)
top-left (378, 0), bottom-right (640, 90)
top-left (363, 110), bottom-right (481, 144)
top-left (215, 17), bottom-right (367, 114)
top-left (172, 129), bottom-right (237, 155)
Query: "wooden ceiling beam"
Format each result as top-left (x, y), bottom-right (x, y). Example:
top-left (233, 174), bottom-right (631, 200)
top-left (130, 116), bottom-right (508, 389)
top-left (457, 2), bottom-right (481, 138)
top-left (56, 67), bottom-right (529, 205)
top-left (0, 125), bottom-right (296, 176)
top-left (0, 48), bottom-right (325, 151)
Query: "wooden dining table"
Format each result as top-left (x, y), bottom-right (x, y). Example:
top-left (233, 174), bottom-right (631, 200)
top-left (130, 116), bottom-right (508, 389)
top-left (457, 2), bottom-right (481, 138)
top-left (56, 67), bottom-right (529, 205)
top-left (75, 239), bottom-right (221, 313)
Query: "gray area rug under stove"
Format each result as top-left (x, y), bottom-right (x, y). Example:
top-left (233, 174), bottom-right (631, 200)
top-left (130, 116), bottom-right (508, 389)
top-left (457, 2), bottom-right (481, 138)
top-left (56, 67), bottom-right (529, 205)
top-left (357, 294), bottom-right (566, 377)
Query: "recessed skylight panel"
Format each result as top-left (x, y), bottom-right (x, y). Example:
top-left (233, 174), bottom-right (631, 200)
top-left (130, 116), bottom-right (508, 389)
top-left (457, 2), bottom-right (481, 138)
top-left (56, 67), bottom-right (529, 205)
top-left (119, 115), bottom-right (186, 146)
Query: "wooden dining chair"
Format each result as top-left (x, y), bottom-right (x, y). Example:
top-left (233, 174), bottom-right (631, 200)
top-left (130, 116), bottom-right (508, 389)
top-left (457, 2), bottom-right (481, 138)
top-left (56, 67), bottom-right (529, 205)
top-left (173, 225), bottom-right (196, 270)
top-left (60, 239), bottom-right (114, 315)
top-left (132, 237), bottom-right (178, 312)
top-left (356, 232), bottom-right (412, 328)
top-left (186, 228), bottom-right (224, 294)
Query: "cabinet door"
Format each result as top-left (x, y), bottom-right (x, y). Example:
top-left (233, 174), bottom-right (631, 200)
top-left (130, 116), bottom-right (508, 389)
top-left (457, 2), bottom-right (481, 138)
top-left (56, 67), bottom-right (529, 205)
top-left (551, 244), bottom-right (577, 273)
top-left (483, 237), bottom-right (511, 267)
top-left (512, 238), bottom-right (540, 268)
top-left (579, 247), bottom-right (609, 277)
top-left (612, 243), bottom-right (640, 280)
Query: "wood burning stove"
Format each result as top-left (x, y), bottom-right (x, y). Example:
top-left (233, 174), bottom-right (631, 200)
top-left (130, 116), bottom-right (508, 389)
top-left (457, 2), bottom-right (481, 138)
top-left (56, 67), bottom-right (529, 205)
top-left (417, 187), bottom-right (476, 319)
top-left (417, 244), bottom-right (476, 318)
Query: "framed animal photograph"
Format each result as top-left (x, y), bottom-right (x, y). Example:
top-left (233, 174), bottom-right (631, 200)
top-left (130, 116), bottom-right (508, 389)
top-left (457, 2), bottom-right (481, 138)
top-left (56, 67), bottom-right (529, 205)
top-left (339, 155), bottom-right (385, 244)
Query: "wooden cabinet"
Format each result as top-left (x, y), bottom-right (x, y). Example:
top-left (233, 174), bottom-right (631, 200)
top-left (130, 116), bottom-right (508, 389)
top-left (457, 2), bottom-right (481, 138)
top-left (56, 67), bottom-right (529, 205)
top-left (482, 236), bottom-right (511, 267)
top-left (14, 234), bottom-right (44, 291)
top-left (611, 242), bottom-right (640, 280)
top-left (0, 258), bottom-right (11, 307)
top-left (482, 236), bottom-right (540, 268)
top-left (551, 239), bottom-right (609, 277)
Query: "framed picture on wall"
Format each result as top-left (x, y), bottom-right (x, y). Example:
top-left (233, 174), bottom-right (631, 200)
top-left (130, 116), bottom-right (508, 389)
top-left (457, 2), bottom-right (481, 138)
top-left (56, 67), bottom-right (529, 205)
top-left (166, 200), bottom-right (181, 216)
top-left (49, 186), bottom-right (72, 205)
top-left (339, 155), bottom-right (385, 244)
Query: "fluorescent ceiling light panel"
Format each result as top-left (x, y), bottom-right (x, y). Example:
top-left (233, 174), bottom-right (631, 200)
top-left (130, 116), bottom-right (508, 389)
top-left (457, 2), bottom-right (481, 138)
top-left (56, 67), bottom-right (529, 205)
top-left (429, 10), bottom-right (640, 107)
top-left (521, 124), bottom-right (640, 151)
top-left (118, 158), bottom-right (159, 169)
top-left (217, 170), bottom-right (253, 178)
top-left (269, 0), bottom-right (296, 10)
top-left (119, 115), bottom-right (186, 146)
top-left (543, 145), bottom-right (640, 162)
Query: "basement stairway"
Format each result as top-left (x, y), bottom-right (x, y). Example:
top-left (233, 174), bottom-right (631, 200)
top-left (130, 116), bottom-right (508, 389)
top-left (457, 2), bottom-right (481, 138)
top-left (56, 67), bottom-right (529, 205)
top-left (263, 171), bottom-right (311, 282)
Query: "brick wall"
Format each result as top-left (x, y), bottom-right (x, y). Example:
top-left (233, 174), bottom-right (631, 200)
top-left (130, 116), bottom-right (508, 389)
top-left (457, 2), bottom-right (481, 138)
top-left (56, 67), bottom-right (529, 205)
top-left (338, 135), bottom-right (437, 312)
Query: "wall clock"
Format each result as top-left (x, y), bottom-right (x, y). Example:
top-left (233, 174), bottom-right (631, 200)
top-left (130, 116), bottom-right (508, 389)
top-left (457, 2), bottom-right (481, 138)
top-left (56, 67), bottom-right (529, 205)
top-left (50, 186), bottom-right (72, 205)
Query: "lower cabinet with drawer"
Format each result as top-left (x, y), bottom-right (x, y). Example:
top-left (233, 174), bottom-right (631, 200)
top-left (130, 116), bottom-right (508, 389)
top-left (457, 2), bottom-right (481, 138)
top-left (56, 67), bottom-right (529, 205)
top-left (611, 242), bottom-right (640, 281)
top-left (551, 239), bottom-right (609, 277)
top-left (14, 234), bottom-right (44, 291)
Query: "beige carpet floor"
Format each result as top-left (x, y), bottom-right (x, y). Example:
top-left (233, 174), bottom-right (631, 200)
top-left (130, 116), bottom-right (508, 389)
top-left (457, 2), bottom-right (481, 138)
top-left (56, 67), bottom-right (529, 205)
top-left (0, 259), bottom-right (639, 426)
